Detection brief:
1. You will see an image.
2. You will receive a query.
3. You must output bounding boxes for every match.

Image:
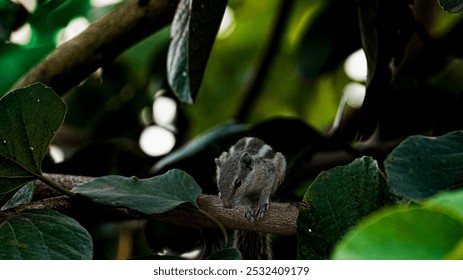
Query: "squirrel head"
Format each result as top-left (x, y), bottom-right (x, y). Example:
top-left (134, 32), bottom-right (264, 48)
top-left (215, 152), bottom-right (254, 208)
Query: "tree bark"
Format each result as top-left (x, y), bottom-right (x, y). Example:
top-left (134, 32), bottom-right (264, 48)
top-left (25, 173), bottom-right (299, 236)
top-left (11, 0), bottom-right (179, 95)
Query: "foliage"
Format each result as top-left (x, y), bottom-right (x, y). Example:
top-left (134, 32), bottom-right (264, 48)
top-left (297, 157), bottom-right (393, 259)
top-left (0, 209), bottom-right (93, 260)
top-left (385, 131), bottom-right (463, 200)
top-left (329, 131), bottom-right (463, 260)
top-left (0, 83), bottom-right (66, 195)
top-left (332, 198), bottom-right (463, 260)
top-left (167, 0), bottom-right (228, 103)
top-left (300, 131), bottom-right (463, 260)
top-left (1, 0), bottom-right (463, 260)
top-left (73, 169), bottom-right (202, 214)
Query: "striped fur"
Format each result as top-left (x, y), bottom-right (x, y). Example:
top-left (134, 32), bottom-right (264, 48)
top-left (215, 137), bottom-right (286, 260)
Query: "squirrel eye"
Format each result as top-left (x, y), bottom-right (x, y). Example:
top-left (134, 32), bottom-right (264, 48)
top-left (234, 178), bottom-right (242, 188)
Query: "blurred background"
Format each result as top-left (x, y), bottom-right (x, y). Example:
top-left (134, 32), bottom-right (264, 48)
top-left (2, 0), bottom-right (463, 259)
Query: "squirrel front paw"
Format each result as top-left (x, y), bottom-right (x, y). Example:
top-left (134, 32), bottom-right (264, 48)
top-left (256, 203), bottom-right (269, 220)
top-left (243, 203), bottom-right (269, 223)
top-left (244, 209), bottom-right (256, 223)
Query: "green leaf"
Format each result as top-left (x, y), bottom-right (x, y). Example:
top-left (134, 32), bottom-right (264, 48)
top-left (207, 248), bottom-right (242, 260)
top-left (0, 209), bottom-right (93, 259)
top-left (73, 169), bottom-right (202, 214)
top-left (332, 207), bottom-right (463, 260)
top-left (426, 189), bottom-right (463, 221)
top-left (385, 131), bottom-right (463, 200)
top-left (439, 0), bottom-right (463, 13)
top-left (0, 181), bottom-right (34, 210)
top-left (167, 0), bottom-right (228, 103)
top-left (297, 156), bottom-right (393, 259)
top-left (0, 83), bottom-right (66, 195)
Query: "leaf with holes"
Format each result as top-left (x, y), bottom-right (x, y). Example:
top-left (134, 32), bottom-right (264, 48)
top-left (167, 0), bottom-right (228, 103)
top-left (73, 169), bottom-right (202, 214)
top-left (0, 209), bottom-right (93, 259)
top-left (0, 83), bottom-right (66, 195)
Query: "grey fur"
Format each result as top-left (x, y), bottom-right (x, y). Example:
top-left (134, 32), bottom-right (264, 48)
top-left (215, 137), bottom-right (286, 222)
top-left (215, 137), bottom-right (286, 259)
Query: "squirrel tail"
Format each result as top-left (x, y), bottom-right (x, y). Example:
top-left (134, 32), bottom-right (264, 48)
top-left (233, 230), bottom-right (272, 260)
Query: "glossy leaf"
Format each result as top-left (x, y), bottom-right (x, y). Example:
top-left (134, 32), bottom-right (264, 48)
top-left (332, 207), bottom-right (463, 260)
top-left (0, 209), bottom-right (93, 259)
top-left (167, 0), bottom-right (228, 103)
top-left (385, 131), bottom-right (463, 200)
top-left (73, 169), bottom-right (202, 214)
top-left (439, 0), bottom-right (463, 13)
top-left (0, 83), bottom-right (66, 195)
top-left (297, 156), bottom-right (393, 259)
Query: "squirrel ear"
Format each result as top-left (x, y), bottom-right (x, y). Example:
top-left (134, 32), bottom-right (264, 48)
top-left (215, 158), bottom-right (222, 168)
top-left (240, 153), bottom-right (253, 170)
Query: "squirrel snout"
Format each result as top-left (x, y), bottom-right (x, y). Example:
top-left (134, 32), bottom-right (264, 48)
top-left (221, 199), bottom-right (233, 209)
top-left (223, 202), bottom-right (233, 209)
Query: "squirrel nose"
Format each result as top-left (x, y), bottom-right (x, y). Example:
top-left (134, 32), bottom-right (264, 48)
top-left (222, 200), bottom-right (233, 208)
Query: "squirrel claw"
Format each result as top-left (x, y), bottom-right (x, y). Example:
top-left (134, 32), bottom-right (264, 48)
top-left (244, 210), bottom-right (256, 223)
top-left (256, 203), bottom-right (269, 220)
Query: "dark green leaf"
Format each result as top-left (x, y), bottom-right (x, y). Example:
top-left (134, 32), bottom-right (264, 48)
top-left (385, 131), bottom-right (463, 200)
top-left (0, 181), bottom-right (34, 210)
top-left (0, 83), bottom-right (66, 194)
top-left (332, 207), bottom-right (463, 260)
top-left (73, 169), bottom-right (202, 214)
top-left (207, 248), bottom-right (242, 260)
top-left (0, 209), bottom-right (93, 260)
top-left (297, 156), bottom-right (393, 259)
top-left (439, 0), bottom-right (463, 13)
top-left (167, 0), bottom-right (228, 103)
top-left (151, 122), bottom-right (248, 173)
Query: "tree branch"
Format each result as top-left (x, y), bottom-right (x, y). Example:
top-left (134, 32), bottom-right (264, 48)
top-left (11, 0), bottom-right (179, 95)
top-left (29, 173), bottom-right (299, 236)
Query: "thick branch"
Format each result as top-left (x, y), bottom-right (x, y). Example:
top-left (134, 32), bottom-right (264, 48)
top-left (12, 0), bottom-right (179, 95)
top-left (30, 173), bottom-right (298, 236)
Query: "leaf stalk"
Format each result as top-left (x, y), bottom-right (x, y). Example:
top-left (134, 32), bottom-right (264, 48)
top-left (196, 207), bottom-right (229, 247)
